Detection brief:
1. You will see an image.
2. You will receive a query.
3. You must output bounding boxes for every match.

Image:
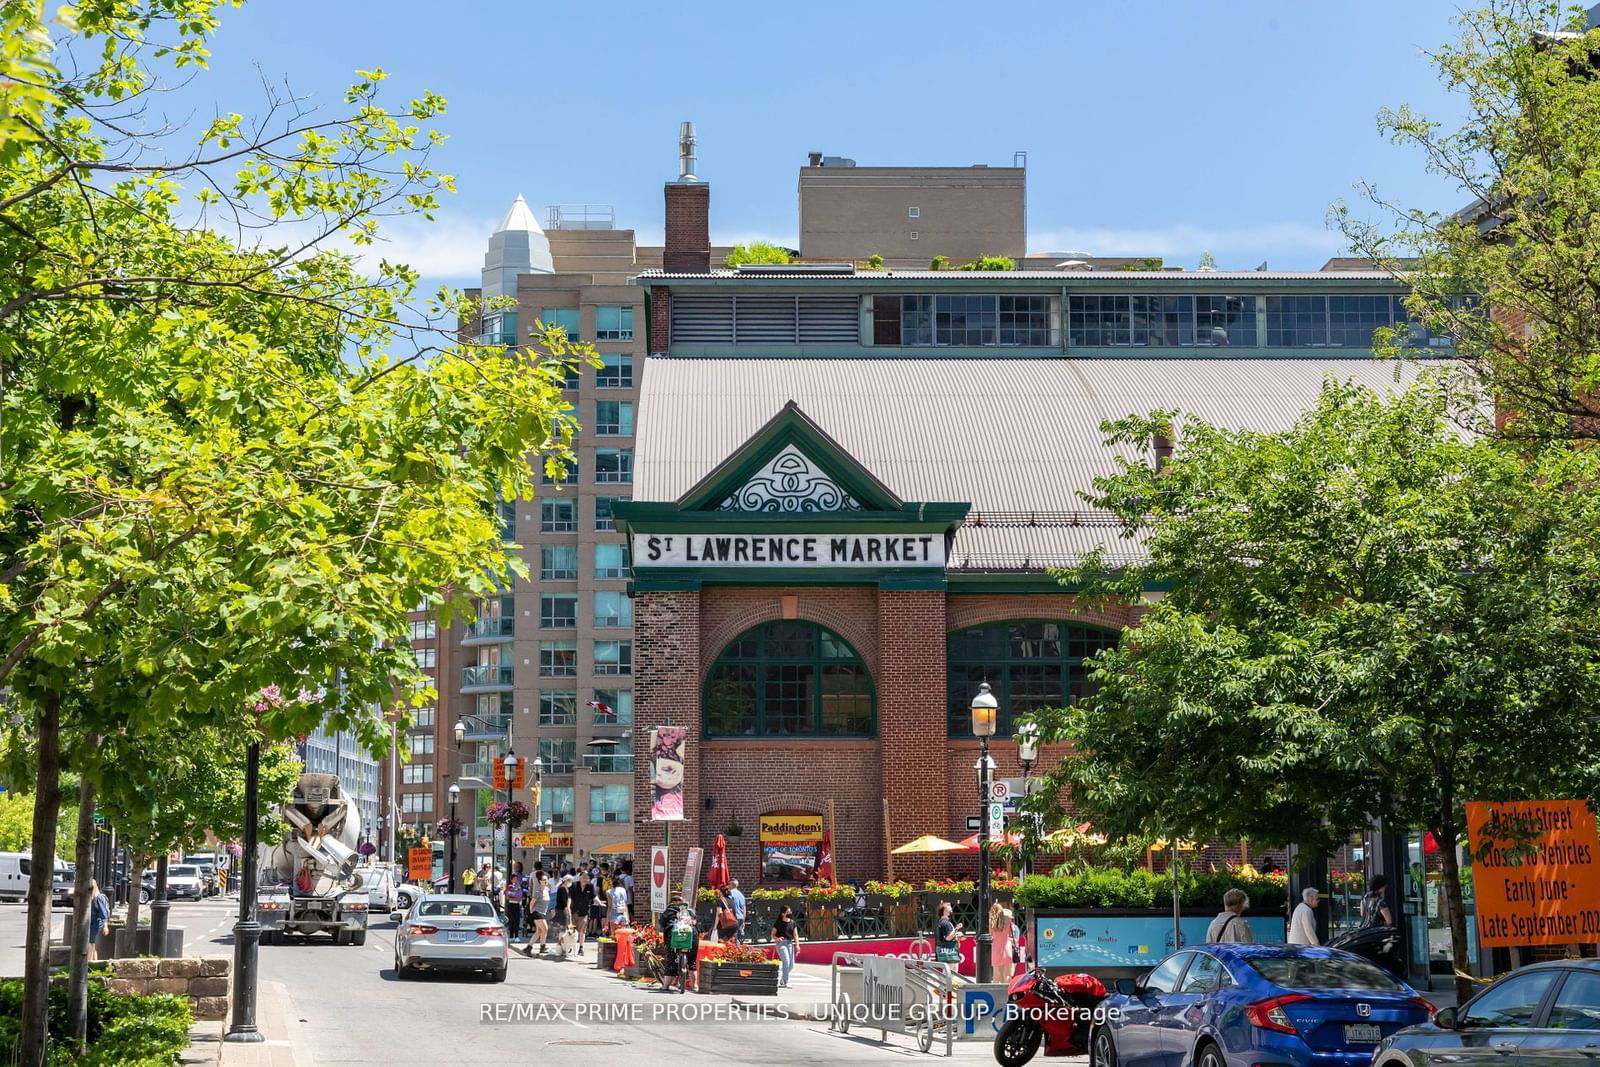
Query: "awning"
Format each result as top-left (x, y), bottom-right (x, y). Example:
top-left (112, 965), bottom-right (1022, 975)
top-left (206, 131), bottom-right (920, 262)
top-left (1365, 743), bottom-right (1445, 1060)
top-left (593, 842), bottom-right (634, 854)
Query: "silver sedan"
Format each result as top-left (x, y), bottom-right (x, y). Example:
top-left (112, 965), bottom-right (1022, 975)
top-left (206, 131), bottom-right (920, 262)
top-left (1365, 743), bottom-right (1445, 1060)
top-left (393, 894), bottom-right (508, 982)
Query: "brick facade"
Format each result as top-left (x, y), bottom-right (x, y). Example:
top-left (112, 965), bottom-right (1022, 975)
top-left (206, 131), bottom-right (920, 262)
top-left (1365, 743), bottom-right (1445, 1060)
top-left (647, 286), bottom-right (671, 355)
top-left (631, 583), bottom-right (1155, 899)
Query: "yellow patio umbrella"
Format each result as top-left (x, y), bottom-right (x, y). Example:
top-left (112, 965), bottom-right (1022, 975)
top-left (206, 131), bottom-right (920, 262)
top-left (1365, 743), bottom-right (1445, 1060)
top-left (890, 834), bottom-right (966, 855)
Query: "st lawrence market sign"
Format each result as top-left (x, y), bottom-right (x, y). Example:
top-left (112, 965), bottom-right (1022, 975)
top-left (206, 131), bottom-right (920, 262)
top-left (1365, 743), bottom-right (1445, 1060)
top-left (632, 532), bottom-right (945, 569)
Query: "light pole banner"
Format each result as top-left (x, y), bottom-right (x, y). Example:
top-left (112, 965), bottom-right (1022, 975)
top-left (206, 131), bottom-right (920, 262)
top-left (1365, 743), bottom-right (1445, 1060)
top-left (649, 726), bottom-right (687, 821)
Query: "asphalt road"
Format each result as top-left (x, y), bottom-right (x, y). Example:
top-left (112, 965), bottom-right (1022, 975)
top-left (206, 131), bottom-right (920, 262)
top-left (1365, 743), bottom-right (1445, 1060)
top-left (0, 899), bottom-right (1010, 1066)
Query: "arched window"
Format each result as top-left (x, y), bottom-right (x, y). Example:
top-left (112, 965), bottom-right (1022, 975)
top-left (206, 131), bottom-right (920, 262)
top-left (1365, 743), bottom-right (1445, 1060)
top-left (946, 620), bottom-right (1120, 737)
top-left (705, 621), bottom-right (875, 738)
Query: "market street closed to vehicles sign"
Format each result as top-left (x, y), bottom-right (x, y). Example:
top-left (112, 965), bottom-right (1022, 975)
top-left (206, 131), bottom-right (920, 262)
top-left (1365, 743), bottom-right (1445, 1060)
top-left (1465, 799), bottom-right (1600, 947)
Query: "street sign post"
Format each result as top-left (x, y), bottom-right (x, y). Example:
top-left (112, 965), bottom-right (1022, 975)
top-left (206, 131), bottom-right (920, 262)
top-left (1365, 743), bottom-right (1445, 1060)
top-left (987, 801), bottom-right (1005, 839)
top-left (491, 757), bottom-right (527, 790)
top-left (989, 781), bottom-right (1011, 803)
top-left (406, 846), bottom-right (432, 880)
top-left (966, 815), bottom-right (982, 831)
top-left (650, 845), bottom-right (669, 915)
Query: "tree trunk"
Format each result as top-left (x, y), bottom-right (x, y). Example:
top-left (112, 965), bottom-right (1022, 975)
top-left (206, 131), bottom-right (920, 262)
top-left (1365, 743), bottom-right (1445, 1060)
top-left (66, 775), bottom-right (95, 1048)
top-left (21, 690), bottom-right (62, 1067)
top-left (1436, 813), bottom-right (1474, 1003)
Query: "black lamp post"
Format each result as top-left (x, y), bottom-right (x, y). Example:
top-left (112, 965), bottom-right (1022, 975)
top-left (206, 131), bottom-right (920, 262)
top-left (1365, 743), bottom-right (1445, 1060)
top-left (225, 741), bottom-right (264, 1044)
top-left (971, 682), bottom-right (999, 984)
top-left (447, 784), bottom-right (461, 894)
top-left (1016, 722), bottom-right (1039, 880)
top-left (500, 751), bottom-right (518, 910)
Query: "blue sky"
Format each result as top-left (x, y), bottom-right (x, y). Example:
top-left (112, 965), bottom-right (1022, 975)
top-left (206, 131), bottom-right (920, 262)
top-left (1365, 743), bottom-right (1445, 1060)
top-left (179, 0), bottom-right (1473, 283)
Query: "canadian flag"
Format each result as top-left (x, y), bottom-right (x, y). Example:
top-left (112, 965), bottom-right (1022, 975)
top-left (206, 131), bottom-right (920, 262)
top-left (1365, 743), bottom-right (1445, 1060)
top-left (587, 700), bottom-right (613, 717)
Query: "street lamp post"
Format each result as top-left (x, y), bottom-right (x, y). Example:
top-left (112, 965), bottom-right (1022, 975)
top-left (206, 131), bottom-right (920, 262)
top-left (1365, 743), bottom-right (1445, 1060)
top-left (225, 741), bottom-right (264, 1044)
top-left (971, 682), bottom-right (999, 985)
top-left (149, 855), bottom-right (171, 957)
top-left (500, 751), bottom-right (518, 911)
top-left (1016, 722), bottom-right (1039, 880)
top-left (447, 784), bottom-right (461, 894)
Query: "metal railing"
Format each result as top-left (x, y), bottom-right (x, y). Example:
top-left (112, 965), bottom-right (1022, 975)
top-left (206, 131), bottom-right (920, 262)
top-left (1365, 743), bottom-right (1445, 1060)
top-left (458, 713), bottom-right (512, 740)
top-left (460, 664), bottom-right (514, 688)
top-left (583, 754), bottom-right (634, 773)
top-left (464, 616), bottom-right (514, 640)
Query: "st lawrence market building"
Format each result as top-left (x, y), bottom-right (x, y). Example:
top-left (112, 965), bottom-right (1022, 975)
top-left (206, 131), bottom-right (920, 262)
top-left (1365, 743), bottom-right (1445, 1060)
top-left (616, 265), bottom-right (1437, 898)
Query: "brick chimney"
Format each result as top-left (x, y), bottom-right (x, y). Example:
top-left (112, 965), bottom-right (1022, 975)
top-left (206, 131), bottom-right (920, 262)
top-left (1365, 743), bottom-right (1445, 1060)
top-left (663, 121), bottom-right (710, 273)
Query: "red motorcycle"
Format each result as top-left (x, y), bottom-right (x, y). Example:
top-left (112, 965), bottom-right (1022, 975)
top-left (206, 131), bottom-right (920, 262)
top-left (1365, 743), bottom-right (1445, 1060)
top-left (993, 969), bottom-right (1107, 1066)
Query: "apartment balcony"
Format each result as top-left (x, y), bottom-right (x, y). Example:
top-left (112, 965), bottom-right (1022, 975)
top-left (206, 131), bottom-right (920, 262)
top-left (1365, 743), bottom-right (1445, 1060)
top-left (461, 616), bottom-right (514, 646)
top-left (458, 713), bottom-right (512, 742)
top-left (459, 761), bottom-right (492, 782)
top-left (474, 331), bottom-right (517, 346)
top-left (460, 664), bottom-right (514, 692)
top-left (583, 754), bottom-right (634, 774)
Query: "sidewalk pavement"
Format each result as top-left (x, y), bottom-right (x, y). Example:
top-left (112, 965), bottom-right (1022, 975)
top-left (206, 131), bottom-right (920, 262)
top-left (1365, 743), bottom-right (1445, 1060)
top-left (182, 981), bottom-right (310, 1067)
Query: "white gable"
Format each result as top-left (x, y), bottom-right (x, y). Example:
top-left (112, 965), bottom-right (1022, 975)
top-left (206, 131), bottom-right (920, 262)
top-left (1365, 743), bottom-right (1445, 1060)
top-left (718, 445), bottom-right (862, 513)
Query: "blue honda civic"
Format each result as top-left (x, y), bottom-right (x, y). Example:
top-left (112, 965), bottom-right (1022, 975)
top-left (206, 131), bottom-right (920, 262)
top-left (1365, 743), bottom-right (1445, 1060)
top-left (1090, 944), bottom-right (1435, 1067)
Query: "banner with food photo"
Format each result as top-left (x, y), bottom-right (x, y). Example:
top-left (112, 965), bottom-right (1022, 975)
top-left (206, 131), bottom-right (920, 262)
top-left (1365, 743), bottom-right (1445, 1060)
top-left (649, 726), bottom-right (687, 821)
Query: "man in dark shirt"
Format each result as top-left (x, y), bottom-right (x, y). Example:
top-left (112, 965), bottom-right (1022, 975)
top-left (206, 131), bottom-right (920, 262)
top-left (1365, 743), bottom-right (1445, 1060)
top-left (569, 872), bottom-right (596, 956)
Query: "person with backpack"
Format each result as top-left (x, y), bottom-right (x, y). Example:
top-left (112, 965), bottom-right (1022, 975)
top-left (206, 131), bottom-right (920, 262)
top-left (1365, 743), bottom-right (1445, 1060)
top-left (1360, 875), bottom-right (1394, 926)
top-left (1204, 888), bottom-right (1255, 943)
top-left (714, 885), bottom-right (740, 944)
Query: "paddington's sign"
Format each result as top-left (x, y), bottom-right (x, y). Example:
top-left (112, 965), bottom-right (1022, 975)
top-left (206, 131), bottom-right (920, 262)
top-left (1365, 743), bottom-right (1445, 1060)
top-left (633, 533), bottom-right (944, 569)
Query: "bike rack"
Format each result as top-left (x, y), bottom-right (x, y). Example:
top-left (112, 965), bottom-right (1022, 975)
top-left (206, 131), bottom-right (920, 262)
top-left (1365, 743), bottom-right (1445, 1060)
top-left (828, 950), bottom-right (956, 1056)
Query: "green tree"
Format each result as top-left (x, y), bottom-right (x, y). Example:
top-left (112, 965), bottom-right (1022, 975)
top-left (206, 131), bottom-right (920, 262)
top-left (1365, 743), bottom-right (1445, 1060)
top-left (0, 792), bottom-right (78, 858)
top-left (97, 733), bottom-right (301, 932)
top-left (1197, 250), bottom-right (1218, 270)
top-left (722, 241), bottom-right (794, 267)
top-left (863, 253), bottom-right (885, 270)
top-left (1336, 1), bottom-right (1600, 442)
top-left (1026, 382), bottom-right (1600, 998)
top-left (929, 255), bottom-right (951, 270)
top-left (956, 254), bottom-right (1016, 271)
top-left (0, 4), bottom-right (591, 1058)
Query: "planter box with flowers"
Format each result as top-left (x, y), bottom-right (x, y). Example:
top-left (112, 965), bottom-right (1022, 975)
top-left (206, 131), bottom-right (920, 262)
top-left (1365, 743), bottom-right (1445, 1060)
top-left (864, 880), bottom-right (919, 937)
top-left (696, 942), bottom-right (779, 995)
top-left (802, 880), bottom-right (855, 941)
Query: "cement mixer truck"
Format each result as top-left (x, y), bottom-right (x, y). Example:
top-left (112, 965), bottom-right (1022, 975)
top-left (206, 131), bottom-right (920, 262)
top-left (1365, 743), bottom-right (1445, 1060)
top-left (256, 773), bottom-right (370, 945)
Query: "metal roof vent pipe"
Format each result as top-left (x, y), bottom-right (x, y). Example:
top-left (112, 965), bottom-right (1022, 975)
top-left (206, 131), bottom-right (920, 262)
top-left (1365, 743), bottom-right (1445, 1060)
top-left (1152, 428), bottom-right (1175, 473)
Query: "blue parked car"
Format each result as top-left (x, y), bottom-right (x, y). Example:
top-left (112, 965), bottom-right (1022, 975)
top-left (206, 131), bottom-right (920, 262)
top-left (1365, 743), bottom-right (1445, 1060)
top-left (1090, 944), bottom-right (1435, 1067)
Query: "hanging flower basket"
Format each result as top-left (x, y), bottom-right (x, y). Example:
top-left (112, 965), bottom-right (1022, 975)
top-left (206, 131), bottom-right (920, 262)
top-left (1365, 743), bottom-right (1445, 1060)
top-left (486, 800), bottom-right (530, 829)
top-left (358, 842), bottom-right (377, 856)
top-left (434, 817), bottom-right (465, 838)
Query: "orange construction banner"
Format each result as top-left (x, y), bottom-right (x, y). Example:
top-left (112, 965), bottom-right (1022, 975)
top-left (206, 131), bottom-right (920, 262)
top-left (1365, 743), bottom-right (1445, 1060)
top-left (1465, 799), bottom-right (1600, 947)
top-left (491, 756), bottom-right (527, 791)
top-left (406, 846), bottom-right (433, 879)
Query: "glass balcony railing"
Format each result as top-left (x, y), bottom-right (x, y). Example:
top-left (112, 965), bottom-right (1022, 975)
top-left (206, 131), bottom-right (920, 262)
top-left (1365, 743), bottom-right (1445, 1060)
top-left (474, 331), bottom-right (517, 346)
top-left (458, 713), bottom-right (512, 740)
top-left (464, 616), bottom-right (514, 640)
top-left (460, 761), bottom-right (491, 781)
top-left (460, 664), bottom-right (514, 689)
top-left (584, 754), bottom-right (634, 774)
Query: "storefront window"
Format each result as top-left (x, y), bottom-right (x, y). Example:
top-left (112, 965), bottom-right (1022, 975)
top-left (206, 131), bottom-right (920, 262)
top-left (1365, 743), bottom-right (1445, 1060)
top-left (946, 621), bottom-right (1120, 736)
top-left (704, 621), bottom-right (874, 737)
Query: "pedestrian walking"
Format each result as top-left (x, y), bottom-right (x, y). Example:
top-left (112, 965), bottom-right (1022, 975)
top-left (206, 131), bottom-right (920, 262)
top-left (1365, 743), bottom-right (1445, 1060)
top-left (551, 874), bottom-right (574, 957)
top-left (990, 902), bottom-right (1015, 983)
top-left (606, 874), bottom-right (630, 934)
top-left (1360, 875), bottom-right (1394, 927)
top-left (1288, 887), bottom-right (1321, 945)
top-left (86, 880), bottom-right (110, 961)
top-left (1205, 888), bottom-right (1256, 943)
top-left (727, 878), bottom-right (747, 943)
top-left (772, 904), bottom-right (799, 988)
top-left (529, 871), bottom-right (551, 954)
top-left (461, 865), bottom-right (476, 892)
top-left (714, 885), bottom-right (740, 944)
top-left (934, 901), bottom-right (963, 965)
top-left (504, 861), bottom-right (525, 942)
top-left (571, 871), bottom-right (595, 955)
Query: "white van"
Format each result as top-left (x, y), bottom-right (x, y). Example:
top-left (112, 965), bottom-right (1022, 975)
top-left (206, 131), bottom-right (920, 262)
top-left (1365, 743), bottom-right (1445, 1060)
top-left (0, 852), bottom-right (57, 903)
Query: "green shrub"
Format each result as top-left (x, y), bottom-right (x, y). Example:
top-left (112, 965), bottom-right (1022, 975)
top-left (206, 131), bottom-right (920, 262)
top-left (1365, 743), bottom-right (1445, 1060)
top-left (1016, 866), bottom-right (1287, 911)
top-left (0, 977), bottom-right (191, 1066)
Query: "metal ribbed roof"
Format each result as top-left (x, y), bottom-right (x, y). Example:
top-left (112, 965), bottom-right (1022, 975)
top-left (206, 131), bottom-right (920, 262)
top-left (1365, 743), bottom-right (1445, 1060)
top-left (632, 269), bottom-right (1402, 282)
top-left (635, 357), bottom-right (1434, 566)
